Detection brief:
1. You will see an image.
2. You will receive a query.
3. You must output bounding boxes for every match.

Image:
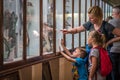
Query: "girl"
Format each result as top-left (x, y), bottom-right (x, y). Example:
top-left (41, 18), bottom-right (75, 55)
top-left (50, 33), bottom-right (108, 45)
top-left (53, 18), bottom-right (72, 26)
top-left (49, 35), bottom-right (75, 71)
top-left (87, 30), bottom-right (106, 80)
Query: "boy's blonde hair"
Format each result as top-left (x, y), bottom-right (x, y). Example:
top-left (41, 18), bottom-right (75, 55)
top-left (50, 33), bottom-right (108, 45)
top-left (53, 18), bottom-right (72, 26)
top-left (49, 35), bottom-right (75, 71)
top-left (76, 47), bottom-right (87, 59)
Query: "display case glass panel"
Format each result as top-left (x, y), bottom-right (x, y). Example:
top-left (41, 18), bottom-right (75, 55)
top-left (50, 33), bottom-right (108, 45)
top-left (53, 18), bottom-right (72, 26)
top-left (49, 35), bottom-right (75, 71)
top-left (99, 0), bottom-right (103, 8)
top-left (86, 0), bottom-right (90, 43)
top-left (26, 0), bottom-right (40, 58)
top-left (65, 0), bottom-right (72, 49)
top-left (110, 6), bottom-right (112, 16)
top-left (92, 0), bottom-right (95, 6)
top-left (43, 0), bottom-right (53, 55)
top-left (56, 0), bottom-right (63, 52)
top-left (81, 0), bottom-right (85, 46)
top-left (3, 0), bottom-right (23, 63)
top-left (74, 0), bottom-right (79, 48)
top-left (105, 4), bottom-right (108, 19)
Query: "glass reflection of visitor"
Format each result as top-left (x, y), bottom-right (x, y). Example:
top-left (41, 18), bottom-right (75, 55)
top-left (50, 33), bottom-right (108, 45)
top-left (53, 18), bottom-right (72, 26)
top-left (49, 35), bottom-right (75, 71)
top-left (26, 1), bottom-right (40, 57)
top-left (43, 23), bottom-right (53, 54)
top-left (9, 12), bottom-right (18, 50)
top-left (3, 0), bottom-right (24, 63)
top-left (43, 0), bottom-right (54, 54)
top-left (65, 16), bottom-right (72, 29)
top-left (4, 10), bottom-right (11, 60)
top-left (3, 9), bottom-right (18, 61)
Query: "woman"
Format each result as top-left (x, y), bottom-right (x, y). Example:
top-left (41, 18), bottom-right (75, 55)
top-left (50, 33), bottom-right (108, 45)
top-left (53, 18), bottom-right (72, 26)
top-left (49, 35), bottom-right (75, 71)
top-left (61, 6), bottom-right (120, 46)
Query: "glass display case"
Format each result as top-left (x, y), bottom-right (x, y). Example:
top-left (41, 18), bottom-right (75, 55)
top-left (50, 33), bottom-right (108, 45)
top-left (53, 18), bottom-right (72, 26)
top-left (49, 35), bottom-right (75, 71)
top-left (56, 0), bottom-right (63, 52)
top-left (74, 0), bottom-right (79, 48)
top-left (26, 0), bottom-right (40, 58)
top-left (2, 0), bottom-right (88, 61)
top-left (43, 0), bottom-right (53, 55)
top-left (80, 0), bottom-right (85, 46)
top-left (65, 0), bottom-right (72, 49)
top-left (0, 0), bottom-right (112, 76)
top-left (1, 0), bottom-right (109, 64)
top-left (3, 0), bottom-right (23, 63)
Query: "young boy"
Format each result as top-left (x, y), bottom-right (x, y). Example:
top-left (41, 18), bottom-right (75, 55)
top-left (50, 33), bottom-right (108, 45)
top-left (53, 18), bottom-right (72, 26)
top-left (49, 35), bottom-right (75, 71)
top-left (60, 39), bottom-right (88, 80)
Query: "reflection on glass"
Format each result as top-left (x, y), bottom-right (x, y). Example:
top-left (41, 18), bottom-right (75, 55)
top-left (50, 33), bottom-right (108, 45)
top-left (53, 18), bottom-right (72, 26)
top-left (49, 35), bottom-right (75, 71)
top-left (56, 0), bottom-right (63, 52)
top-left (105, 4), bottom-right (108, 19)
top-left (103, 2), bottom-right (105, 20)
top-left (26, 0), bottom-right (40, 58)
top-left (43, 0), bottom-right (53, 55)
top-left (99, 0), bottom-right (103, 8)
top-left (65, 0), bottom-right (72, 49)
top-left (74, 0), bottom-right (79, 48)
top-left (81, 0), bottom-right (85, 46)
top-left (43, 23), bottom-right (53, 54)
top-left (96, 0), bottom-right (99, 6)
top-left (110, 6), bottom-right (112, 16)
top-left (92, 0), bottom-right (95, 6)
top-left (86, 0), bottom-right (90, 42)
top-left (3, 0), bottom-right (23, 63)
top-left (87, 0), bottom-right (90, 21)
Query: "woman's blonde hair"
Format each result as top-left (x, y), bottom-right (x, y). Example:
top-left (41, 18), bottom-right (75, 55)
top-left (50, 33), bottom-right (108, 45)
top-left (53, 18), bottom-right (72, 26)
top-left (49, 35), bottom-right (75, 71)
top-left (88, 6), bottom-right (103, 24)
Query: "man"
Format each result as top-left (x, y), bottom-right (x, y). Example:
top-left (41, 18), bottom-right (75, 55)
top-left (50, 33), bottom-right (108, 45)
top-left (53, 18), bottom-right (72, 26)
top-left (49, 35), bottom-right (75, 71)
top-left (108, 5), bottom-right (120, 80)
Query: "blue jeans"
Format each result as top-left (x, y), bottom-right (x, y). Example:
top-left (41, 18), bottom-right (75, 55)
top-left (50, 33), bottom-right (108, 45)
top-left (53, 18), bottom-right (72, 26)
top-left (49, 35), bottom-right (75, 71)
top-left (106, 46), bottom-right (113, 80)
top-left (110, 53), bottom-right (120, 80)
